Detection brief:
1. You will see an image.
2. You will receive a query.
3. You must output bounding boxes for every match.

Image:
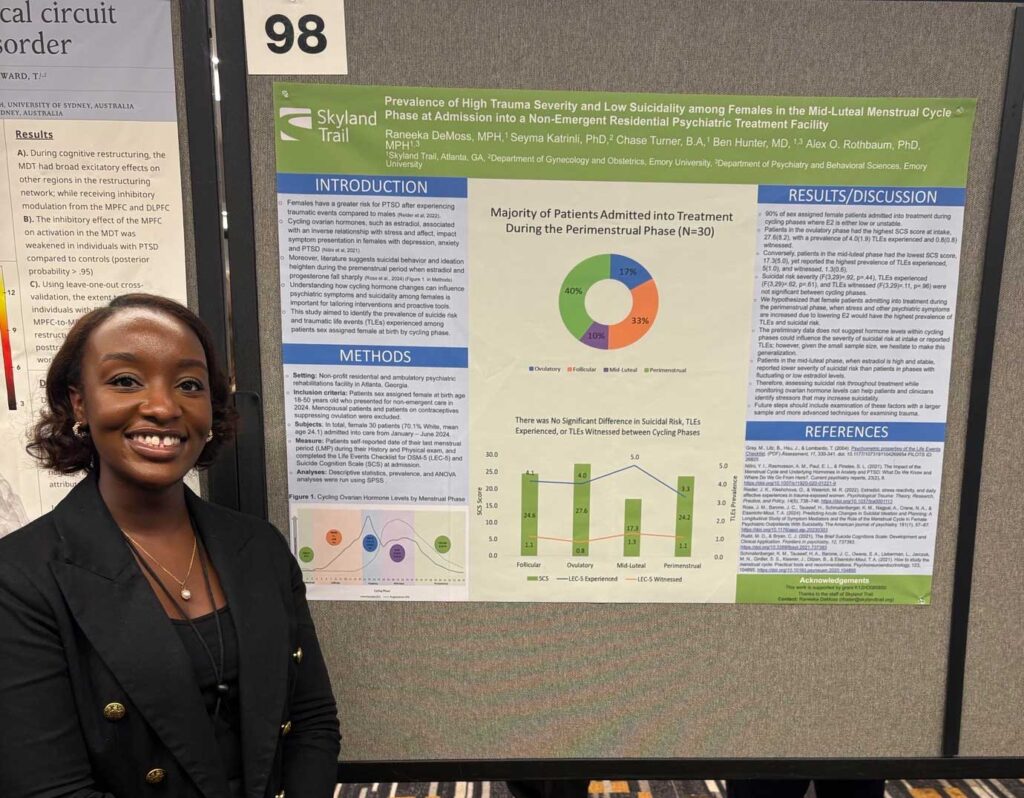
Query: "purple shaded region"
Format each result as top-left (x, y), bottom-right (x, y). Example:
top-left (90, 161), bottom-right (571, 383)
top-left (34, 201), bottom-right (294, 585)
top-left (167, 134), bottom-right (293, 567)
top-left (362, 510), bottom-right (415, 584)
top-left (610, 254), bottom-right (653, 290)
top-left (581, 322), bottom-right (609, 350)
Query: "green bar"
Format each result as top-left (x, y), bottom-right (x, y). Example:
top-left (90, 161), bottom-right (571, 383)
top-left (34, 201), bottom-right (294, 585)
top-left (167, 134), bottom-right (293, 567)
top-left (526, 576), bottom-right (540, 582)
top-left (521, 472), bottom-right (538, 556)
top-left (624, 499), bottom-right (642, 557)
top-left (572, 463), bottom-right (590, 556)
top-left (675, 477), bottom-right (694, 557)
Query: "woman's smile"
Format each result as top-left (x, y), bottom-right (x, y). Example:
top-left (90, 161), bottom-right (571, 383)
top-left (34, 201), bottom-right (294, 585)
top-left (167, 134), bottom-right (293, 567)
top-left (124, 428), bottom-right (189, 459)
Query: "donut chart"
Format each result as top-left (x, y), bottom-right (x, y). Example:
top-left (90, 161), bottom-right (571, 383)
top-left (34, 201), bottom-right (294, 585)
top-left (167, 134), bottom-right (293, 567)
top-left (559, 254), bottom-right (659, 350)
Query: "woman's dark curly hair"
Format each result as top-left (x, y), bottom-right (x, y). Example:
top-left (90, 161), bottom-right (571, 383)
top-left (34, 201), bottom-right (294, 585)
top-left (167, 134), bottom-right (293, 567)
top-left (27, 294), bottom-right (237, 474)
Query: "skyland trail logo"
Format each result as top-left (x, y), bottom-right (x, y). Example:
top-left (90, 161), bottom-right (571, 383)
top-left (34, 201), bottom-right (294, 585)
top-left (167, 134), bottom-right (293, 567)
top-left (278, 104), bottom-right (378, 143)
top-left (279, 107), bottom-right (312, 141)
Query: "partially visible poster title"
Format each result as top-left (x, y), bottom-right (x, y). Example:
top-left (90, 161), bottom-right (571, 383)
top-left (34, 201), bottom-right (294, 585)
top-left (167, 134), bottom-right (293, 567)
top-left (0, 1), bottom-right (120, 57)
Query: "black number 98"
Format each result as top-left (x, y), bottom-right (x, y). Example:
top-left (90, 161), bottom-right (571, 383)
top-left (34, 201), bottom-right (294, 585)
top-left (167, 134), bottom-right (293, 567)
top-left (265, 13), bottom-right (327, 55)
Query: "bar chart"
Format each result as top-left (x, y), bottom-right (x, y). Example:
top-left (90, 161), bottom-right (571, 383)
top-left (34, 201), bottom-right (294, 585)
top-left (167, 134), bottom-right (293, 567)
top-left (520, 464), bottom-right (696, 558)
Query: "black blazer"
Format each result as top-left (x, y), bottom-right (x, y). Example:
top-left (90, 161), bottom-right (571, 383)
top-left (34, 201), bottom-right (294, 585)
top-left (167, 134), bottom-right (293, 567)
top-left (0, 475), bottom-right (340, 798)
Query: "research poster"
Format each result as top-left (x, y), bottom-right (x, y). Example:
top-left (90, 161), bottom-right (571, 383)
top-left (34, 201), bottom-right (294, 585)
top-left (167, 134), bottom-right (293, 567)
top-left (274, 84), bottom-right (974, 604)
top-left (0, 2), bottom-right (188, 522)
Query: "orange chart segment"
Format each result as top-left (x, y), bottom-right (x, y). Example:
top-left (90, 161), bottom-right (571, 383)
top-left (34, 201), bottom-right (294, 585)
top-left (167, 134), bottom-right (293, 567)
top-left (609, 278), bottom-right (659, 349)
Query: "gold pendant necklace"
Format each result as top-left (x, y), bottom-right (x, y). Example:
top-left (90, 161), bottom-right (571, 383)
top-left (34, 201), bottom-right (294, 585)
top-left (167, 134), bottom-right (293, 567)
top-left (121, 529), bottom-right (197, 600)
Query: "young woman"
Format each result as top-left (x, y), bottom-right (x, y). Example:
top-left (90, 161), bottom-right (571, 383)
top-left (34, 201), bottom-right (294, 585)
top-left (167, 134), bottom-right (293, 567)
top-left (0, 294), bottom-right (340, 797)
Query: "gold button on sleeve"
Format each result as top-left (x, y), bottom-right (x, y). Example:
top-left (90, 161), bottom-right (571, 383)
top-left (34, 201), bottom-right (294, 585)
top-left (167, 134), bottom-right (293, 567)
top-left (281, 719), bottom-right (293, 736)
top-left (275, 791), bottom-right (286, 798)
top-left (102, 702), bottom-right (126, 721)
top-left (292, 646), bottom-right (303, 663)
top-left (145, 768), bottom-right (166, 784)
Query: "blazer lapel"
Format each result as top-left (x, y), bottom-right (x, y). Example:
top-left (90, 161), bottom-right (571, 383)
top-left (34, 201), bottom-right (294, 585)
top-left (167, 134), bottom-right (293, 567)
top-left (188, 492), bottom-right (289, 798)
top-left (49, 477), bottom-right (230, 798)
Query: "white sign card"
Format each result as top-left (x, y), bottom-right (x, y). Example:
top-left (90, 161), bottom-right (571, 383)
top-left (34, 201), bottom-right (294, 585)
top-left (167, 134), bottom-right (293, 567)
top-left (242, 0), bottom-right (348, 75)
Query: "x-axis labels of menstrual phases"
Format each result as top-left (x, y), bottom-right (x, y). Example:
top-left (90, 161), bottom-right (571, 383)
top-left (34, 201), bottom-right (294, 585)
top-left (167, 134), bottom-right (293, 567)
top-left (274, 83), bottom-right (974, 605)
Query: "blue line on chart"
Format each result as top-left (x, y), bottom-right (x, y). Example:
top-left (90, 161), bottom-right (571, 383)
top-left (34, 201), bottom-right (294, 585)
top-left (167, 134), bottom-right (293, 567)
top-left (529, 464), bottom-right (687, 497)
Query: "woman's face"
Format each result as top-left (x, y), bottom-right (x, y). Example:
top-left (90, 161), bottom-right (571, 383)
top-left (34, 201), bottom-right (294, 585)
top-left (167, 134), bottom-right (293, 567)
top-left (69, 308), bottom-right (214, 494)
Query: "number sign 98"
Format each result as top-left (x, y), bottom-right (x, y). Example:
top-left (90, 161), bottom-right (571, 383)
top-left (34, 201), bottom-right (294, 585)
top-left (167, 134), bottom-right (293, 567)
top-left (265, 13), bottom-right (327, 55)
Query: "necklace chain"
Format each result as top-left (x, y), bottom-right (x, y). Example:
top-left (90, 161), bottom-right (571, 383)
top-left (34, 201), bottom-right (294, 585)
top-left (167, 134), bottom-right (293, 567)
top-left (121, 528), bottom-right (197, 600)
top-left (122, 529), bottom-right (229, 717)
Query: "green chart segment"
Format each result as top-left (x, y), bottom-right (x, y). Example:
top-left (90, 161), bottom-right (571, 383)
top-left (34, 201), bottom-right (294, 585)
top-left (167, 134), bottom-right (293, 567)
top-left (624, 499), bottom-right (642, 557)
top-left (559, 254), bottom-right (660, 350)
top-left (572, 463), bottom-right (591, 556)
top-left (521, 472), bottom-right (538, 556)
top-left (676, 477), bottom-right (694, 557)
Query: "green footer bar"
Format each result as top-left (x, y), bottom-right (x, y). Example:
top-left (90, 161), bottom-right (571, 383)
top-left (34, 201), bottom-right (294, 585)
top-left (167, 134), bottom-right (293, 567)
top-left (735, 574), bottom-right (933, 605)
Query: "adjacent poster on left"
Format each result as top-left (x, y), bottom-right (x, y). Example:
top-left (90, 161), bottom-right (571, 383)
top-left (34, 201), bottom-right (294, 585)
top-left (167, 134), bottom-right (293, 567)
top-left (0, 1), bottom-right (188, 523)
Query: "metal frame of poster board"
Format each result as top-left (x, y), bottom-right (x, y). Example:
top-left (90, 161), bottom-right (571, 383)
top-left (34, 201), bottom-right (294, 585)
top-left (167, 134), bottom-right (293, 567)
top-left (178, 0), bottom-right (240, 510)
top-left (179, 0), bottom-right (268, 516)
top-left (207, 0), bottom-right (1024, 780)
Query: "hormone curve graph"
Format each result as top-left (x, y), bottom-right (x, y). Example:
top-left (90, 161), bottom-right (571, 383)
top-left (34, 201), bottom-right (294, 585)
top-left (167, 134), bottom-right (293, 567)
top-left (295, 507), bottom-right (467, 592)
top-left (521, 464), bottom-right (695, 558)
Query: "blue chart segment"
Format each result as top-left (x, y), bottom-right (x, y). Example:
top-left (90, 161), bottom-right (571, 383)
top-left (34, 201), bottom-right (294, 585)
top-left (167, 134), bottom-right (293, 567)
top-left (559, 254), bottom-right (660, 349)
top-left (296, 507), bottom-right (466, 586)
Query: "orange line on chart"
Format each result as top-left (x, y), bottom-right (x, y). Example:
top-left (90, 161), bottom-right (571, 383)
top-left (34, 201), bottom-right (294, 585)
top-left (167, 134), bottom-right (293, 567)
top-left (535, 532), bottom-right (681, 542)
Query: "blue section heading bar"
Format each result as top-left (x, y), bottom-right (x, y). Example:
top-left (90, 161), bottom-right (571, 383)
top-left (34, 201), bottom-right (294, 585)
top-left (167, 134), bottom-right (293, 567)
top-left (283, 343), bottom-right (468, 368)
top-left (757, 185), bottom-right (965, 206)
top-left (277, 173), bottom-right (467, 197)
top-left (746, 421), bottom-right (946, 442)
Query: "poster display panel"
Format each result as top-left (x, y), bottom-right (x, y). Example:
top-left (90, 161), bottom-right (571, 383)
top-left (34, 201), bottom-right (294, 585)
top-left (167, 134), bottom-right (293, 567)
top-left (273, 84), bottom-right (974, 604)
top-left (0, 1), bottom-right (188, 520)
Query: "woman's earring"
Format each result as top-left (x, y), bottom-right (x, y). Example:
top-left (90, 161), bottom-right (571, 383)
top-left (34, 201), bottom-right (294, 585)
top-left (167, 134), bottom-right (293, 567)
top-left (72, 421), bottom-right (87, 439)
top-left (205, 430), bottom-right (214, 443)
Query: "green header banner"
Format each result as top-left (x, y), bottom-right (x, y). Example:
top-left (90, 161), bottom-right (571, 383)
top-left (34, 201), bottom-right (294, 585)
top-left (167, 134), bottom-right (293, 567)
top-left (275, 83), bottom-right (975, 186)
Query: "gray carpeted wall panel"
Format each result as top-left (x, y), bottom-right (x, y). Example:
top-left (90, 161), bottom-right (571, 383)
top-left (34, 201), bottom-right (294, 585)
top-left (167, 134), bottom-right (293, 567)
top-left (959, 77), bottom-right (1024, 757)
top-left (243, 0), bottom-right (1015, 759)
